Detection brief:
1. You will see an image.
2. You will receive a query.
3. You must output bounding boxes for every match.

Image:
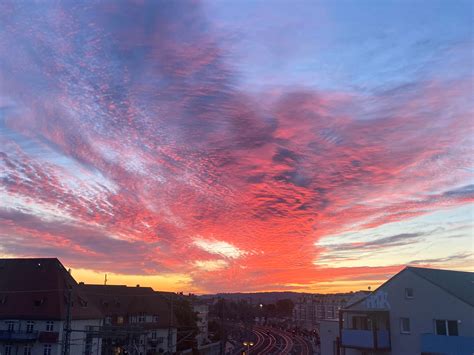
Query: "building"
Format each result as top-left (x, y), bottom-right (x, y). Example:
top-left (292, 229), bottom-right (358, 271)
top-left (320, 319), bottom-right (339, 355)
top-left (339, 266), bottom-right (474, 355)
top-left (78, 284), bottom-right (177, 355)
top-left (293, 292), bottom-right (369, 330)
top-left (193, 304), bottom-right (209, 346)
top-left (0, 258), bottom-right (103, 355)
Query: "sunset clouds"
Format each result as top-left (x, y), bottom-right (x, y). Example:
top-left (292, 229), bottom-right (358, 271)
top-left (0, 0), bottom-right (473, 292)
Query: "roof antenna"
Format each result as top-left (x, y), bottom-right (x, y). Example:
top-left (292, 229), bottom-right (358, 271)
top-left (104, 274), bottom-right (108, 286)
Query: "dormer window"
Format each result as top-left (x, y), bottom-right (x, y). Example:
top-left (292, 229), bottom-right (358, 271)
top-left (405, 288), bottom-right (414, 299)
top-left (34, 298), bottom-right (45, 307)
top-left (78, 297), bottom-right (88, 308)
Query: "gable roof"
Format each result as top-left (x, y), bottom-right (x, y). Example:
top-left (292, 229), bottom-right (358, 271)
top-left (0, 258), bottom-right (102, 320)
top-left (345, 266), bottom-right (474, 310)
top-left (79, 284), bottom-right (177, 328)
top-left (407, 266), bottom-right (474, 307)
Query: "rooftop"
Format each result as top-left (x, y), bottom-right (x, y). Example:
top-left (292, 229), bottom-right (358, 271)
top-left (0, 258), bottom-right (102, 320)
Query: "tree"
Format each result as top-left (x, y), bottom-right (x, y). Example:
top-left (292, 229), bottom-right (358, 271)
top-left (276, 299), bottom-right (294, 317)
top-left (172, 295), bottom-right (199, 352)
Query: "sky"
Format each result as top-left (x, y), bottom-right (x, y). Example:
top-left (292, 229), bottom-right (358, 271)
top-left (0, 0), bottom-right (473, 294)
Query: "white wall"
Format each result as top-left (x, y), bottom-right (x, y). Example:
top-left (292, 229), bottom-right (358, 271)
top-left (320, 320), bottom-right (339, 355)
top-left (0, 318), bottom-right (102, 355)
top-left (144, 328), bottom-right (177, 354)
top-left (382, 270), bottom-right (474, 355)
top-left (342, 269), bottom-right (474, 355)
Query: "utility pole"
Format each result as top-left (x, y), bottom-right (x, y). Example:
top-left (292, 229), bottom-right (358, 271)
top-left (220, 298), bottom-right (226, 355)
top-left (62, 287), bottom-right (72, 355)
top-left (167, 294), bottom-right (173, 354)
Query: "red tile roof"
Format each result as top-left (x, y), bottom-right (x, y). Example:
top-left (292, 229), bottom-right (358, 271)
top-left (78, 284), bottom-right (177, 328)
top-left (0, 258), bottom-right (102, 320)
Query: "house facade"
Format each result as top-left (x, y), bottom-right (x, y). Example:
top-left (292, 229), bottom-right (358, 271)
top-left (293, 292), bottom-right (369, 330)
top-left (0, 258), bottom-right (103, 355)
top-left (339, 267), bottom-right (474, 355)
top-left (79, 284), bottom-right (177, 355)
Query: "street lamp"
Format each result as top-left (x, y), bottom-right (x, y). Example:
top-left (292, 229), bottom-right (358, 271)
top-left (243, 341), bottom-right (254, 354)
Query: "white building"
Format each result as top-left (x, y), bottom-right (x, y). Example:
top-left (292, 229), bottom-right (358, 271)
top-left (339, 266), bottom-right (474, 355)
top-left (193, 304), bottom-right (209, 346)
top-left (320, 319), bottom-right (339, 355)
top-left (293, 292), bottom-right (369, 330)
top-left (0, 258), bottom-right (103, 355)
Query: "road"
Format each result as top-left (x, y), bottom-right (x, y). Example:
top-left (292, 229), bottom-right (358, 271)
top-left (248, 325), bottom-right (315, 355)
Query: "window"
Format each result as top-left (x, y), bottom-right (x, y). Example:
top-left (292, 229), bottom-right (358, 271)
top-left (24, 346), bottom-right (32, 355)
top-left (352, 316), bottom-right (370, 330)
top-left (138, 313), bottom-right (145, 323)
top-left (43, 344), bottom-right (52, 355)
top-left (435, 320), bottom-right (459, 336)
top-left (400, 317), bottom-right (411, 334)
top-left (5, 345), bottom-right (12, 355)
top-left (151, 331), bottom-right (157, 340)
top-left (46, 321), bottom-right (54, 332)
top-left (26, 321), bottom-right (35, 333)
top-left (85, 335), bottom-right (93, 355)
top-left (405, 288), bottom-right (414, 299)
top-left (6, 321), bottom-right (14, 332)
top-left (448, 320), bottom-right (459, 336)
top-left (117, 316), bottom-right (124, 325)
top-left (34, 298), bottom-right (45, 307)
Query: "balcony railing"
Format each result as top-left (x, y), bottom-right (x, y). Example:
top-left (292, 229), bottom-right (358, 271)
top-left (0, 330), bottom-right (39, 342)
top-left (421, 334), bottom-right (474, 355)
top-left (341, 329), bottom-right (390, 350)
top-left (39, 331), bottom-right (59, 343)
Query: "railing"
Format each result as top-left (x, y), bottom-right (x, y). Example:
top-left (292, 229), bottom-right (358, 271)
top-left (421, 334), bottom-right (474, 355)
top-left (0, 330), bottom-right (39, 342)
top-left (341, 329), bottom-right (390, 350)
top-left (39, 331), bottom-right (59, 343)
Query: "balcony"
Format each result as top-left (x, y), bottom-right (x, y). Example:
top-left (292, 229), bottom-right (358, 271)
top-left (39, 331), bottom-right (59, 343)
top-left (0, 330), bottom-right (39, 342)
top-left (421, 334), bottom-right (474, 355)
top-left (341, 329), bottom-right (390, 350)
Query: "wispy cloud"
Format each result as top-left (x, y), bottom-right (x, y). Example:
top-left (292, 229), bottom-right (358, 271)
top-left (0, 0), bottom-right (472, 292)
top-left (192, 259), bottom-right (229, 272)
top-left (192, 237), bottom-right (247, 259)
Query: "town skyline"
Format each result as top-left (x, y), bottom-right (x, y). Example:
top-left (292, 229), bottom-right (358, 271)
top-left (1, 0), bottom-right (473, 294)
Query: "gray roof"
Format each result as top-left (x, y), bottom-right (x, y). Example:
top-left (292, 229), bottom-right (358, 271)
top-left (408, 266), bottom-right (474, 307)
